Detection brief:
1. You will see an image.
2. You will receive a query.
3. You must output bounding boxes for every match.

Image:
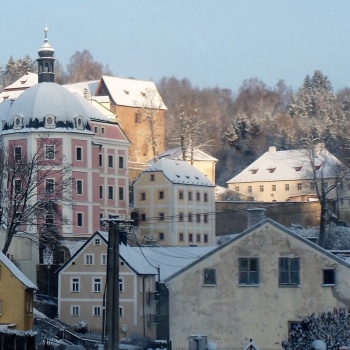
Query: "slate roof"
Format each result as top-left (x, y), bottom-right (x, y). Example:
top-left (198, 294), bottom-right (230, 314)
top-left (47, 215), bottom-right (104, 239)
top-left (140, 158), bottom-right (215, 186)
top-left (0, 251), bottom-right (37, 289)
top-left (227, 145), bottom-right (344, 184)
top-left (99, 75), bottom-right (167, 109)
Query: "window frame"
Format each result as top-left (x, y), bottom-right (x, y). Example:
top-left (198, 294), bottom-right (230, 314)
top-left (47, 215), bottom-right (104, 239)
top-left (76, 147), bottom-right (83, 161)
top-left (45, 145), bottom-right (55, 160)
top-left (71, 305), bottom-right (80, 317)
top-left (45, 178), bottom-right (55, 194)
top-left (119, 186), bottom-right (124, 200)
top-left (14, 146), bottom-right (22, 161)
top-left (203, 268), bottom-right (216, 286)
top-left (239, 257), bottom-right (259, 286)
top-left (93, 277), bottom-right (102, 293)
top-left (71, 277), bottom-right (80, 293)
top-left (108, 155), bottom-right (114, 168)
top-left (279, 257), bottom-right (300, 287)
top-left (76, 180), bottom-right (83, 195)
top-left (84, 254), bottom-right (94, 266)
top-left (77, 212), bottom-right (83, 227)
top-left (108, 186), bottom-right (114, 200)
top-left (118, 156), bottom-right (124, 169)
top-left (323, 268), bottom-right (335, 286)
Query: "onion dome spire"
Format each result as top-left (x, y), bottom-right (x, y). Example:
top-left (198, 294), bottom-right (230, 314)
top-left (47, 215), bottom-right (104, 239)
top-left (37, 27), bottom-right (55, 83)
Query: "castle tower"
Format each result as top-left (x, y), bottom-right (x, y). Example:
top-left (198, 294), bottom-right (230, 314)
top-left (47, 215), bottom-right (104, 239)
top-left (37, 27), bottom-right (55, 83)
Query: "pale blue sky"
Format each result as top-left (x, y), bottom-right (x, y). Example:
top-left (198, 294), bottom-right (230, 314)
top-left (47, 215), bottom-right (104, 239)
top-left (1, 1), bottom-right (350, 93)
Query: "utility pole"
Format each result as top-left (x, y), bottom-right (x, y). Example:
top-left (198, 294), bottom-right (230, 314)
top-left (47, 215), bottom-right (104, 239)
top-left (103, 216), bottom-right (133, 350)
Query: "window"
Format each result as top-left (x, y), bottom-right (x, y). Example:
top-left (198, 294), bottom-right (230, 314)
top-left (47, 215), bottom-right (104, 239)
top-left (179, 191), bottom-right (184, 200)
top-left (99, 186), bottom-right (103, 199)
top-left (93, 306), bottom-right (101, 317)
top-left (108, 186), bottom-right (114, 200)
top-left (272, 185), bottom-right (276, 191)
top-left (135, 113), bottom-right (141, 123)
top-left (196, 234), bottom-right (201, 242)
top-left (235, 186), bottom-right (239, 192)
top-left (189, 233), bottom-right (193, 242)
top-left (159, 213), bottom-right (165, 221)
top-left (15, 179), bottom-right (22, 194)
top-left (159, 232), bottom-right (164, 240)
top-left (71, 278), bottom-right (80, 292)
top-left (204, 268), bottom-right (216, 286)
top-left (108, 155), bottom-right (114, 168)
top-left (204, 234), bottom-right (208, 243)
top-left (119, 187), bottom-right (124, 200)
top-left (101, 127), bottom-right (106, 134)
top-left (196, 214), bottom-right (201, 223)
top-left (119, 306), bottom-right (124, 317)
top-left (101, 254), bottom-right (107, 265)
top-left (248, 186), bottom-right (252, 193)
top-left (179, 233), bottom-right (184, 241)
top-left (46, 179), bottom-right (55, 194)
top-left (76, 180), bottom-right (83, 195)
top-left (159, 191), bottom-right (164, 199)
top-left (323, 269), bottom-right (335, 285)
top-left (99, 154), bottom-right (103, 167)
top-left (259, 185), bottom-right (264, 192)
top-left (279, 257), bottom-right (300, 286)
top-left (204, 193), bottom-right (208, 202)
top-left (77, 213), bottom-right (83, 227)
top-left (93, 277), bottom-right (102, 293)
top-left (14, 147), bottom-right (22, 161)
top-left (188, 213), bottom-right (193, 222)
top-left (196, 192), bottom-right (201, 201)
top-left (297, 183), bottom-right (302, 190)
top-left (45, 210), bottom-right (54, 224)
top-left (76, 147), bottom-right (82, 161)
top-left (118, 156), bottom-right (124, 169)
top-left (204, 214), bottom-right (208, 223)
top-left (150, 174), bottom-right (155, 181)
top-left (141, 192), bottom-right (146, 201)
top-left (71, 306), bottom-right (80, 316)
top-left (310, 182), bottom-right (316, 191)
top-left (94, 126), bottom-right (98, 133)
top-left (141, 214), bottom-right (146, 221)
top-left (94, 238), bottom-right (100, 245)
top-left (188, 191), bottom-right (193, 201)
top-left (46, 145), bottom-right (55, 160)
top-left (285, 184), bottom-right (290, 191)
top-left (119, 278), bottom-right (124, 293)
top-left (323, 182), bottom-right (328, 190)
top-left (239, 258), bottom-right (259, 285)
top-left (84, 254), bottom-right (94, 265)
top-left (179, 213), bottom-right (184, 222)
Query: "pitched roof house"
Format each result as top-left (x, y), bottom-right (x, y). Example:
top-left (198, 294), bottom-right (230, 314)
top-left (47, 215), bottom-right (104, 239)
top-left (58, 230), bottom-right (213, 338)
top-left (132, 158), bottom-right (216, 246)
top-left (0, 251), bottom-right (37, 330)
top-left (162, 219), bottom-right (350, 349)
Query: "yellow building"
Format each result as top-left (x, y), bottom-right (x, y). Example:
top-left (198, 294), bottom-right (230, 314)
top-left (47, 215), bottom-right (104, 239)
top-left (0, 252), bottom-right (37, 330)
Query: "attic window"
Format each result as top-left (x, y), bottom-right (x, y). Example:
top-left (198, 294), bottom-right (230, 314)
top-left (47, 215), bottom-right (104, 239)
top-left (314, 165), bottom-right (321, 171)
top-left (267, 167), bottom-right (276, 173)
top-left (295, 166), bottom-right (302, 171)
top-left (195, 176), bottom-right (199, 180)
top-left (176, 175), bottom-right (180, 178)
top-left (141, 91), bottom-right (146, 97)
top-left (124, 90), bottom-right (130, 95)
top-left (20, 79), bottom-right (27, 84)
top-left (75, 116), bottom-right (84, 130)
top-left (45, 114), bottom-right (56, 129)
top-left (186, 175), bottom-right (190, 179)
top-left (250, 169), bottom-right (259, 174)
top-left (13, 115), bottom-right (23, 130)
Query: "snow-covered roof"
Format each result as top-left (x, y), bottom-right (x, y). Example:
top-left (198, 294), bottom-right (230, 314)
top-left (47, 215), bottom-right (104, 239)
top-left (99, 75), bottom-right (167, 109)
top-left (0, 251), bottom-right (37, 289)
top-left (0, 82), bottom-right (113, 132)
top-left (156, 147), bottom-right (218, 162)
top-left (142, 158), bottom-right (215, 187)
top-left (227, 145), bottom-right (345, 184)
top-left (0, 73), bottom-right (38, 102)
top-left (99, 231), bottom-right (214, 280)
top-left (64, 80), bottom-right (100, 96)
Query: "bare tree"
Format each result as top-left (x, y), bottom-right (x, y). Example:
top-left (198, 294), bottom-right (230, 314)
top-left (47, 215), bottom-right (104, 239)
top-left (0, 135), bottom-right (73, 258)
top-left (301, 142), bottom-right (350, 248)
top-left (282, 308), bottom-right (350, 350)
top-left (137, 88), bottom-right (165, 162)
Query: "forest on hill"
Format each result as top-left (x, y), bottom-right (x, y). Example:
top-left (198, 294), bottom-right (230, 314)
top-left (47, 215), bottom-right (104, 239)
top-left (2, 51), bottom-right (350, 186)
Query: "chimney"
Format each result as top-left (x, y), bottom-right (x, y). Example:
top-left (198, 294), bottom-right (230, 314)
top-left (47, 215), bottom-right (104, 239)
top-left (269, 146), bottom-right (276, 152)
top-left (247, 208), bottom-right (266, 228)
top-left (84, 88), bottom-right (91, 101)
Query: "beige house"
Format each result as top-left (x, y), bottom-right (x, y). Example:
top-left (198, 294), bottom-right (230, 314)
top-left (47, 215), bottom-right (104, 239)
top-left (58, 231), bottom-right (158, 338)
top-left (227, 145), bottom-right (350, 222)
top-left (156, 148), bottom-right (218, 183)
top-left (163, 219), bottom-right (350, 349)
top-left (132, 158), bottom-right (216, 246)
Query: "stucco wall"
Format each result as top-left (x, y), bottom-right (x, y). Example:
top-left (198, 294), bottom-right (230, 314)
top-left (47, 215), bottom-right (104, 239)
top-left (166, 222), bottom-right (350, 349)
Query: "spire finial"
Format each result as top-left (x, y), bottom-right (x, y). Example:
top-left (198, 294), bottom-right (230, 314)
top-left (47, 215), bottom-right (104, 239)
top-left (44, 26), bottom-right (49, 43)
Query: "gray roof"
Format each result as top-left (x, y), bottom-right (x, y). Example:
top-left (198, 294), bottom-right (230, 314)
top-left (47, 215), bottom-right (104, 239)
top-left (143, 158), bottom-right (215, 186)
top-left (157, 147), bottom-right (218, 162)
top-left (1, 82), bottom-right (111, 131)
top-left (0, 251), bottom-right (37, 289)
top-left (227, 145), bottom-right (344, 184)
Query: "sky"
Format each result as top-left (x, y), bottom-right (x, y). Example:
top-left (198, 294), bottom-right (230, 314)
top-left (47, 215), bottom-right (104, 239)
top-left (1, 1), bottom-right (350, 94)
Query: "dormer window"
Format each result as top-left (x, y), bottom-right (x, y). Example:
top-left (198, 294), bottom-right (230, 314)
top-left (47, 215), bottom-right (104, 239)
top-left (141, 91), bottom-right (146, 97)
top-left (124, 90), bottom-right (130, 95)
top-left (44, 114), bottom-right (56, 129)
top-left (250, 169), bottom-right (259, 174)
top-left (295, 166), bottom-right (302, 171)
top-left (314, 164), bottom-right (321, 171)
top-left (75, 116), bottom-right (84, 130)
top-left (267, 167), bottom-right (276, 173)
top-left (13, 115), bottom-right (23, 130)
